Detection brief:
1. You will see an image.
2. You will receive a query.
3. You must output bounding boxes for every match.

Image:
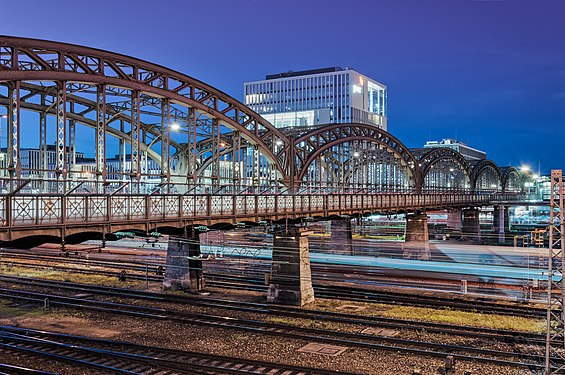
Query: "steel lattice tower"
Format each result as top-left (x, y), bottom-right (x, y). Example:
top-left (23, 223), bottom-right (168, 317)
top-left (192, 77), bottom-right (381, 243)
top-left (546, 170), bottom-right (565, 374)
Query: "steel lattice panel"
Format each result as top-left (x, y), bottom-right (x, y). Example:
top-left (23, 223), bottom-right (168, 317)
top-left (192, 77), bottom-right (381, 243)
top-left (12, 197), bottom-right (37, 224)
top-left (312, 196), bottom-right (323, 210)
top-left (235, 196), bottom-right (246, 214)
top-left (265, 196), bottom-right (275, 213)
top-left (195, 196), bottom-right (207, 215)
top-left (110, 197), bottom-right (128, 220)
top-left (182, 196), bottom-right (195, 217)
top-left (88, 196), bottom-right (107, 221)
top-left (211, 196), bottom-right (222, 215)
top-left (66, 196), bottom-right (87, 222)
top-left (39, 197), bottom-right (61, 224)
top-left (164, 196), bottom-right (178, 217)
top-left (245, 196), bottom-right (255, 213)
top-left (149, 197), bottom-right (164, 219)
top-left (257, 196), bottom-right (267, 213)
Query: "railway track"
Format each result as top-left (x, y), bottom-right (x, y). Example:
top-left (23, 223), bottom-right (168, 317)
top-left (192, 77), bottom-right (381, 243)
top-left (0, 251), bottom-right (545, 318)
top-left (0, 275), bottom-right (545, 346)
top-left (206, 274), bottom-right (546, 318)
top-left (0, 279), bottom-right (548, 371)
top-left (0, 326), bottom-right (350, 374)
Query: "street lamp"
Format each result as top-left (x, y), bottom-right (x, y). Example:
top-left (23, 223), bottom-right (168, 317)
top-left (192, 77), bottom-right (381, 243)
top-left (520, 165), bottom-right (531, 173)
top-left (170, 122), bottom-right (180, 131)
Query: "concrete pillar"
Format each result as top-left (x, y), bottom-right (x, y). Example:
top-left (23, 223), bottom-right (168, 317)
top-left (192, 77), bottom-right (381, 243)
top-left (267, 227), bottom-right (315, 306)
top-left (462, 208), bottom-right (481, 242)
top-left (330, 219), bottom-right (353, 254)
top-left (163, 230), bottom-right (204, 291)
top-left (446, 209), bottom-right (462, 231)
top-left (492, 205), bottom-right (510, 244)
top-left (403, 212), bottom-right (430, 260)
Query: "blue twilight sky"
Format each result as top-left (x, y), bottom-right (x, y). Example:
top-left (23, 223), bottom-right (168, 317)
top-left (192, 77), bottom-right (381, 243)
top-left (1, 0), bottom-right (564, 173)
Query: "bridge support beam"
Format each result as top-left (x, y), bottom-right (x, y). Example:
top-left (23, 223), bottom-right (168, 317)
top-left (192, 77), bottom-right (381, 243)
top-left (267, 227), bottom-right (315, 306)
top-left (330, 219), bottom-right (353, 254)
top-left (163, 231), bottom-right (204, 291)
top-left (462, 208), bottom-right (481, 242)
top-left (446, 210), bottom-right (462, 231)
top-left (403, 211), bottom-right (430, 260)
top-left (492, 205), bottom-right (510, 244)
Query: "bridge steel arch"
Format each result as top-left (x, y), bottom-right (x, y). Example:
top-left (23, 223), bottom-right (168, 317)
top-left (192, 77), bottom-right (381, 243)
top-left (500, 166), bottom-right (522, 192)
top-left (471, 159), bottom-right (502, 192)
top-left (292, 123), bottom-right (422, 191)
top-left (417, 148), bottom-right (473, 192)
top-left (0, 36), bottom-right (292, 190)
top-left (0, 82), bottom-right (168, 165)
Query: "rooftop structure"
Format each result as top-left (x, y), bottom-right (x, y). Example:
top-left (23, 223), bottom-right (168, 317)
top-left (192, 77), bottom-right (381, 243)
top-left (244, 67), bottom-right (387, 130)
top-left (424, 139), bottom-right (486, 161)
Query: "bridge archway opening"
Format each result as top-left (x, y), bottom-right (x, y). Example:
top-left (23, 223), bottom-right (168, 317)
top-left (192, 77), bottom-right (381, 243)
top-left (472, 161), bottom-right (502, 192)
top-left (302, 141), bottom-right (414, 191)
top-left (416, 148), bottom-right (472, 193)
top-left (502, 167), bottom-right (522, 192)
top-left (294, 124), bottom-right (418, 191)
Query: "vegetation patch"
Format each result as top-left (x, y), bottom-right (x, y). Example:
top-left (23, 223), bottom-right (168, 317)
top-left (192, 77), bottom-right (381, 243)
top-left (0, 300), bottom-right (50, 319)
top-left (309, 299), bottom-right (544, 333)
top-left (0, 264), bottom-right (145, 289)
top-left (267, 316), bottom-right (344, 331)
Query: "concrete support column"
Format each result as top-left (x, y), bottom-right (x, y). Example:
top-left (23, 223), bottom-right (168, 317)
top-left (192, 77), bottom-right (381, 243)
top-left (446, 209), bottom-right (462, 231)
top-left (462, 208), bottom-right (481, 242)
top-left (330, 219), bottom-right (353, 254)
top-left (403, 211), bottom-right (430, 260)
top-left (267, 227), bottom-right (315, 306)
top-left (164, 230), bottom-right (204, 291)
top-left (492, 205), bottom-right (510, 244)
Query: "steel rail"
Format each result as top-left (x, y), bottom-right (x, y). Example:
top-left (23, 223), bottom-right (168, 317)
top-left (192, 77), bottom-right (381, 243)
top-left (0, 286), bottom-right (546, 370)
top-left (0, 273), bottom-right (544, 344)
top-left (0, 326), bottom-right (359, 375)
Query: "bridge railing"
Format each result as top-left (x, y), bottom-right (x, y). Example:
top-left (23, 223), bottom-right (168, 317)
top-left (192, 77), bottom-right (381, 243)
top-left (0, 192), bottom-right (523, 229)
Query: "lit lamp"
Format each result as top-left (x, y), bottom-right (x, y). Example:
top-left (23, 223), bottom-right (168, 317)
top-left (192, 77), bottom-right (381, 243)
top-left (170, 122), bottom-right (181, 131)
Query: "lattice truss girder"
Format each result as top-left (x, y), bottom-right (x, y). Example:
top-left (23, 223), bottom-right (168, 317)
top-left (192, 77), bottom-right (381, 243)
top-left (0, 38), bottom-right (291, 180)
top-left (546, 170), bottom-right (565, 373)
top-left (300, 140), bottom-right (412, 191)
top-left (291, 123), bottom-right (420, 189)
top-left (0, 37), bottom-right (525, 194)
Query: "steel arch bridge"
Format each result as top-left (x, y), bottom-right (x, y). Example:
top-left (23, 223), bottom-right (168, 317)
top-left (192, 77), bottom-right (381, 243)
top-left (0, 36), bottom-right (523, 241)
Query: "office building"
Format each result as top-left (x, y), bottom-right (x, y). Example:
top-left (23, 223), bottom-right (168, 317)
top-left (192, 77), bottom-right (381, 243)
top-left (244, 67), bottom-right (387, 130)
top-left (423, 139), bottom-right (486, 161)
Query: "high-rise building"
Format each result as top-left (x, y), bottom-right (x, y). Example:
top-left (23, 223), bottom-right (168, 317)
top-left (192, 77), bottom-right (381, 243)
top-left (244, 67), bottom-right (387, 130)
top-left (423, 139), bottom-right (486, 161)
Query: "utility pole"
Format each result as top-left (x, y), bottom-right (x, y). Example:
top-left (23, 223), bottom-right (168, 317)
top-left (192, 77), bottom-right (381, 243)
top-left (545, 170), bottom-right (565, 374)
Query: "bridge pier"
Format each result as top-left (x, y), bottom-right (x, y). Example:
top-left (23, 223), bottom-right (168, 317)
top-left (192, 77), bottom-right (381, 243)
top-left (403, 211), bottom-right (430, 260)
top-left (462, 208), bottom-right (481, 242)
top-left (446, 210), bottom-right (462, 230)
top-left (267, 227), bottom-right (315, 306)
top-left (163, 229), bottom-right (204, 291)
top-left (330, 219), bottom-right (353, 254)
top-left (492, 205), bottom-right (510, 244)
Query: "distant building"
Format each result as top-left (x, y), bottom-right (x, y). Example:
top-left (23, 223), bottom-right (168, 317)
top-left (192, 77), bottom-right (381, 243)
top-left (424, 139), bottom-right (486, 161)
top-left (244, 67), bottom-right (387, 130)
top-left (0, 145), bottom-right (87, 178)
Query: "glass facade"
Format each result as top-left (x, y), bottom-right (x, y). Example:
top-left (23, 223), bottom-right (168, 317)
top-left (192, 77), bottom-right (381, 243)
top-left (244, 67), bottom-right (387, 130)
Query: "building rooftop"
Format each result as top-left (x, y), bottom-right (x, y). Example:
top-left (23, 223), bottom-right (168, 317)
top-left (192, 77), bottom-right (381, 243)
top-left (265, 67), bottom-right (346, 80)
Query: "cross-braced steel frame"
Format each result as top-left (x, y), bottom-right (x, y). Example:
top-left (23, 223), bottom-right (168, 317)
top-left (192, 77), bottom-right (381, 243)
top-left (545, 170), bottom-right (565, 374)
top-left (0, 36), bottom-right (521, 196)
